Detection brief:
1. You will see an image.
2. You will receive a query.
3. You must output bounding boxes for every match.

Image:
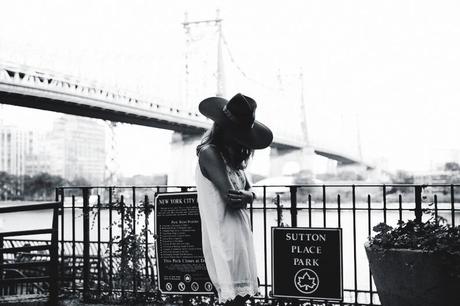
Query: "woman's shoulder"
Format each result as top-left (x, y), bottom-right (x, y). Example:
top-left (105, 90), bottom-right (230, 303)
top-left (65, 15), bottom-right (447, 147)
top-left (197, 144), bottom-right (228, 181)
top-left (198, 144), bottom-right (222, 165)
top-left (198, 143), bottom-right (218, 156)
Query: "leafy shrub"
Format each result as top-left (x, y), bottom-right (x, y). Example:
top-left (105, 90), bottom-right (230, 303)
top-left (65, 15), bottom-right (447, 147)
top-left (369, 217), bottom-right (460, 255)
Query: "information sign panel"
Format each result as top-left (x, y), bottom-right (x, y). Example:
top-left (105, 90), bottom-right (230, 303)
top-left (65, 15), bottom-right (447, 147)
top-left (155, 192), bottom-right (214, 294)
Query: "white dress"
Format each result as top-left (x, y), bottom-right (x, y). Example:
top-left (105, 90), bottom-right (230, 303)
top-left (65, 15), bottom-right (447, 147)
top-left (195, 155), bottom-right (259, 303)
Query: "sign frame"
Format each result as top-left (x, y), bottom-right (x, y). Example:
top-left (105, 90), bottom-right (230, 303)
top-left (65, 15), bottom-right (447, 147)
top-left (271, 227), bottom-right (343, 301)
top-left (154, 191), bottom-right (214, 295)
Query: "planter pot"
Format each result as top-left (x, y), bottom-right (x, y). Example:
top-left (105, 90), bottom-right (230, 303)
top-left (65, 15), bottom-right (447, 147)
top-left (365, 242), bottom-right (460, 306)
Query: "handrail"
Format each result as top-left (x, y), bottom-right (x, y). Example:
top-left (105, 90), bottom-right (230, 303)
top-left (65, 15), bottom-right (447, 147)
top-left (0, 229), bottom-right (54, 237)
top-left (0, 202), bottom-right (60, 214)
top-left (0, 277), bottom-right (51, 285)
top-left (0, 201), bottom-right (61, 303)
top-left (0, 245), bottom-right (50, 254)
top-left (0, 261), bottom-right (51, 269)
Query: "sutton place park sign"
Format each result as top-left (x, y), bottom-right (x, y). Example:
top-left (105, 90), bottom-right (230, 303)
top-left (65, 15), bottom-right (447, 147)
top-left (271, 227), bottom-right (343, 301)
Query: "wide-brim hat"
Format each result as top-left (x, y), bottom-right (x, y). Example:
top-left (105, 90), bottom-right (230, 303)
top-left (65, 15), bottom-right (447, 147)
top-left (199, 93), bottom-right (273, 149)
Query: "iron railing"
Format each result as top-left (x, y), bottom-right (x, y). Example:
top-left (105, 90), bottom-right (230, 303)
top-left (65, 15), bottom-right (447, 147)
top-left (7, 184), bottom-right (459, 305)
top-left (0, 201), bottom-right (60, 304)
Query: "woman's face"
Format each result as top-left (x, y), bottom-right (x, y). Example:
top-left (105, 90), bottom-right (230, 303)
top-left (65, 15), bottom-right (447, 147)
top-left (218, 127), bottom-right (252, 169)
top-left (223, 131), bottom-right (245, 152)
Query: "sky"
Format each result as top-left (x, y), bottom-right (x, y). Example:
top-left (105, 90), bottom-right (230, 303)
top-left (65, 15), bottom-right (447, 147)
top-left (1, 0), bottom-right (460, 175)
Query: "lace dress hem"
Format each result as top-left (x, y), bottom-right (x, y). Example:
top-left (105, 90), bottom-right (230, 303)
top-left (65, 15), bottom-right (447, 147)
top-left (215, 283), bottom-right (259, 303)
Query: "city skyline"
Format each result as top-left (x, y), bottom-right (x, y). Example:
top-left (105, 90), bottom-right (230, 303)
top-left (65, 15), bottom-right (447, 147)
top-left (0, 112), bottom-right (106, 183)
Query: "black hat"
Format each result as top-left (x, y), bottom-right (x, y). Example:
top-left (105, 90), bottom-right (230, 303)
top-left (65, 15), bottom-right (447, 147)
top-left (199, 93), bottom-right (273, 149)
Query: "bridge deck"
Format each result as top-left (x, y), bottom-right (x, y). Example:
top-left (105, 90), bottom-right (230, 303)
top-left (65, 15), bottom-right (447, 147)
top-left (0, 63), bottom-right (370, 162)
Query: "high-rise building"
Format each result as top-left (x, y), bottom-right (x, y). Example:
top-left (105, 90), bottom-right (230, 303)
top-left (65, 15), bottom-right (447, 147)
top-left (0, 123), bottom-right (35, 197)
top-left (0, 124), bottom-right (32, 177)
top-left (47, 116), bottom-right (106, 184)
top-left (24, 131), bottom-right (51, 176)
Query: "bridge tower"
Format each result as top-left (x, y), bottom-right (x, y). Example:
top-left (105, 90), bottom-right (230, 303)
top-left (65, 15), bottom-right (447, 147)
top-left (269, 70), bottom-right (315, 177)
top-left (168, 11), bottom-right (224, 185)
top-left (182, 10), bottom-right (224, 107)
top-left (298, 69), bottom-right (316, 171)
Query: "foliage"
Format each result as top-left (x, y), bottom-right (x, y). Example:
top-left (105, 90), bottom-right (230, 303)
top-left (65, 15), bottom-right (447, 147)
top-left (369, 216), bottom-right (460, 255)
top-left (273, 194), bottom-right (288, 227)
top-left (0, 171), bottom-right (15, 200)
top-left (107, 196), bottom-right (156, 303)
top-left (0, 171), bottom-right (92, 200)
top-left (444, 161), bottom-right (460, 172)
top-left (391, 170), bottom-right (415, 184)
top-left (386, 170), bottom-right (415, 195)
top-left (23, 172), bottom-right (68, 199)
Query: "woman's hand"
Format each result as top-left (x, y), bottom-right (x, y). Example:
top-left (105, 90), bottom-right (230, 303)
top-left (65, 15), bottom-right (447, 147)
top-left (227, 189), bottom-right (254, 209)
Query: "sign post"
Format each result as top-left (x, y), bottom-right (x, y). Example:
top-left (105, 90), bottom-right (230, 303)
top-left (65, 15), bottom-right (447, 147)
top-left (155, 192), bottom-right (214, 295)
top-left (271, 227), bottom-right (343, 301)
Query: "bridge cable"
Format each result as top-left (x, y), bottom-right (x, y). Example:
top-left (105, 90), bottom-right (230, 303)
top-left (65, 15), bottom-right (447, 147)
top-left (221, 34), bottom-right (280, 92)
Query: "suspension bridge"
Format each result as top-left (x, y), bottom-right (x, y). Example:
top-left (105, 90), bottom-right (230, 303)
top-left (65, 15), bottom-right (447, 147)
top-left (0, 12), bottom-right (370, 184)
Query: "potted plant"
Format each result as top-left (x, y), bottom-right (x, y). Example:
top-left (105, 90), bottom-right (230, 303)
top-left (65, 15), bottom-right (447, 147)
top-left (365, 215), bottom-right (460, 306)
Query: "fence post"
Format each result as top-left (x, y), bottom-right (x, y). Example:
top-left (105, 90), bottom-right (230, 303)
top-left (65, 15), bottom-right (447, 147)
top-left (49, 202), bottom-right (60, 304)
top-left (290, 186), bottom-right (297, 227)
top-left (144, 195), bottom-right (150, 288)
top-left (82, 187), bottom-right (91, 302)
top-left (0, 236), bottom-right (3, 288)
top-left (276, 194), bottom-right (282, 226)
top-left (57, 187), bottom-right (65, 291)
top-left (414, 185), bottom-right (423, 223)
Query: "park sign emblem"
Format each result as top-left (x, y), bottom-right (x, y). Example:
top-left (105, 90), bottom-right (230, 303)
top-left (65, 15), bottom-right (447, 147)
top-left (155, 192), bottom-right (214, 295)
top-left (271, 227), bottom-right (343, 301)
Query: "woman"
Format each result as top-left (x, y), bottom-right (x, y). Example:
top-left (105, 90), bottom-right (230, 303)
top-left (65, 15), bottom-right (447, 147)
top-left (195, 93), bottom-right (273, 305)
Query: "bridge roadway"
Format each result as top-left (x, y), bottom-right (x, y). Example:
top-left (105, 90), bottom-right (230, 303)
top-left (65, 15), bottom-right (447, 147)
top-left (0, 63), bottom-right (303, 150)
top-left (0, 62), bottom-right (366, 166)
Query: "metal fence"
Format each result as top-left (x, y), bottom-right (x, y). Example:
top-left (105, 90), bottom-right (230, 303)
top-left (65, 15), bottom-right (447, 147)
top-left (0, 201), bottom-right (60, 304)
top-left (11, 184), bottom-right (455, 305)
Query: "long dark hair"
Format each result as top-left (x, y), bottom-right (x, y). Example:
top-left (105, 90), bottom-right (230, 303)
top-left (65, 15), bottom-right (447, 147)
top-left (196, 123), bottom-right (254, 170)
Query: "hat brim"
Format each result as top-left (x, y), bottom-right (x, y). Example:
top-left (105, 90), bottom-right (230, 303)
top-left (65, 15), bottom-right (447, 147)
top-left (199, 97), bottom-right (273, 149)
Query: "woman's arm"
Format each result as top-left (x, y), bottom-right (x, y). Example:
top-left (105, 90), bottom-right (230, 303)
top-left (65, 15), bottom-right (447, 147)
top-left (244, 172), bottom-right (256, 201)
top-left (198, 145), bottom-right (253, 209)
